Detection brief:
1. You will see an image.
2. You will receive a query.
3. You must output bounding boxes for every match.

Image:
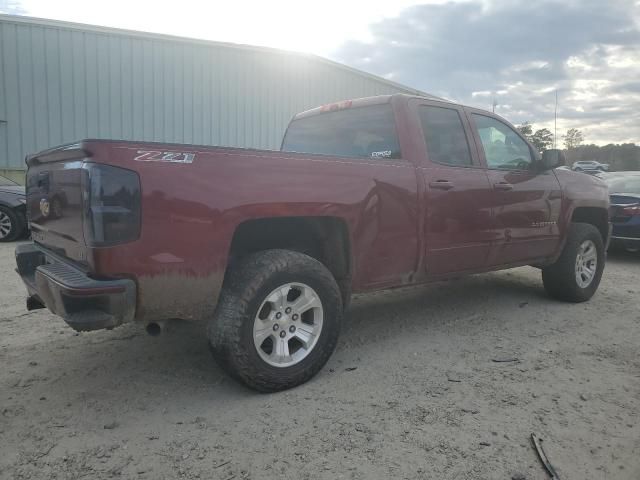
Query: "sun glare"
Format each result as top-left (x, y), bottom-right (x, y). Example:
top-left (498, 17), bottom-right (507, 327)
top-left (20, 0), bottom-right (425, 55)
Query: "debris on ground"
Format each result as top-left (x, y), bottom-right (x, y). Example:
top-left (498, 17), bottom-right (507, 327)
top-left (531, 433), bottom-right (560, 480)
top-left (491, 357), bottom-right (520, 363)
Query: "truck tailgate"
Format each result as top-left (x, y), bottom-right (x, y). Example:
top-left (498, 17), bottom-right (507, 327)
top-left (26, 144), bottom-right (88, 265)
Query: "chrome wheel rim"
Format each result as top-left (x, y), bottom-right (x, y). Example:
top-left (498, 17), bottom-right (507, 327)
top-left (575, 240), bottom-right (598, 288)
top-left (0, 212), bottom-right (12, 239)
top-left (253, 282), bottom-right (323, 368)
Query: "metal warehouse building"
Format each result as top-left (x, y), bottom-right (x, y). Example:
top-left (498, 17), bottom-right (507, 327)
top-left (0, 14), bottom-right (423, 183)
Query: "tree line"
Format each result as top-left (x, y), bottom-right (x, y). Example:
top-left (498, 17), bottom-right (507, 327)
top-left (516, 122), bottom-right (640, 171)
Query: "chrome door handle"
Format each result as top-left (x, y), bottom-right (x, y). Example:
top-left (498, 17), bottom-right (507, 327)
top-left (429, 180), bottom-right (454, 190)
top-left (493, 182), bottom-right (513, 191)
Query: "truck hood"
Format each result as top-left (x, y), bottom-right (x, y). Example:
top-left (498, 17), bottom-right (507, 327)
top-left (0, 185), bottom-right (25, 196)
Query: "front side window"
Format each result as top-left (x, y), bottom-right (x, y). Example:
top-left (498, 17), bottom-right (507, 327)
top-left (419, 106), bottom-right (473, 167)
top-left (472, 114), bottom-right (533, 170)
top-left (281, 104), bottom-right (401, 160)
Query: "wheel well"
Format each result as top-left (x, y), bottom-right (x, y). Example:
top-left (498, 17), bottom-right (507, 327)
top-left (227, 216), bottom-right (352, 304)
top-left (571, 207), bottom-right (609, 241)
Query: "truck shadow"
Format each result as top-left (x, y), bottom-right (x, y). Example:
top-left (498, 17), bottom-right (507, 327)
top-left (346, 269), bottom-right (548, 326)
top-left (22, 268), bottom-right (551, 401)
top-left (607, 249), bottom-right (640, 264)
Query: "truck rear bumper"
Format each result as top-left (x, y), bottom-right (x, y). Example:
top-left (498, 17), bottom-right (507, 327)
top-left (15, 243), bottom-right (136, 331)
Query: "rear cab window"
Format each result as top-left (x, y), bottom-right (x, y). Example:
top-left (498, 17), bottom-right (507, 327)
top-left (281, 104), bottom-right (401, 160)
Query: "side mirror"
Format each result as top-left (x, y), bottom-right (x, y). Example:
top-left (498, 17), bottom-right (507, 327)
top-left (540, 149), bottom-right (566, 170)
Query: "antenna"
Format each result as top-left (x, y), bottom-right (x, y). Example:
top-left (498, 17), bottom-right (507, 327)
top-left (554, 90), bottom-right (558, 149)
top-left (492, 98), bottom-right (498, 113)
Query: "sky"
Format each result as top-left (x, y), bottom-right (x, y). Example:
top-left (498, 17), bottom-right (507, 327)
top-left (2, 0), bottom-right (639, 145)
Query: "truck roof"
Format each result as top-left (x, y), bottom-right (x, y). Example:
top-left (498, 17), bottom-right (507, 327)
top-left (293, 93), bottom-right (455, 120)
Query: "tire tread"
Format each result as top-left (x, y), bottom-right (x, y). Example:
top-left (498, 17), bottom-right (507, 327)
top-left (542, 222), bottom-right (605, 302)
top-left (208, 249), bottom-right (342, 392)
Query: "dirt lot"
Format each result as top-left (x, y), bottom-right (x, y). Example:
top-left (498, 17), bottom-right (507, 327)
top-left (1, 241), bottom-right (639, 480)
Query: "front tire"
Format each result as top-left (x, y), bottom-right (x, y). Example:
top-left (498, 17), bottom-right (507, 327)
top-left (0, 206), bottom-right (25, 242)
top-left (208, 249), bottom-right (342, 392)
top-left (542, 223), bottom-right (605, 302)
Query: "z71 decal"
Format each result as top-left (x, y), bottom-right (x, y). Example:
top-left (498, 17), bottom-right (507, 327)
top-left (134, 150), bottom-right (196, 164)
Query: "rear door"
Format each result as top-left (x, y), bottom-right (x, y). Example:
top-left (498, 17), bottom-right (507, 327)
top-left (282, 101), bottom-right (421, 290)
top-left (467, 111), bottom-right (562, 265)
top-left (411, 99), bottom-right (493, 276)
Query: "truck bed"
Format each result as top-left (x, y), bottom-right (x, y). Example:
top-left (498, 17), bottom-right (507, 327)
top-left (25, 139), bottom-right (420, 322)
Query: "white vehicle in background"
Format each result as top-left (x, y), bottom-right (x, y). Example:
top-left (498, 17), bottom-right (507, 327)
top-left (572, 160), bottom-right (610, 172)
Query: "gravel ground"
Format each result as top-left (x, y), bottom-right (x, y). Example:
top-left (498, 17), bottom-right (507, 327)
top-left (1, 240), bottom-right (639, 480)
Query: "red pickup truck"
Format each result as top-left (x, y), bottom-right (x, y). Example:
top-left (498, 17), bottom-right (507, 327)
top-left (16, 94), bottom-right (610, 391)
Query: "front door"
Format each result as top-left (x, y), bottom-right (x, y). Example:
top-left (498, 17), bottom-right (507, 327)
top-left (413, 101), bottom-right (494, 276)
top-left (467, 111), bottom-right (562, 265)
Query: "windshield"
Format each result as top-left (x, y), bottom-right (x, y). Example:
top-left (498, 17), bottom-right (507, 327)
top-left (0, 175), bottom-right (18, 187)
top-left (281, 104), bottom-right (401, 160)
top-left (605, 175), bottom-right (640, 194)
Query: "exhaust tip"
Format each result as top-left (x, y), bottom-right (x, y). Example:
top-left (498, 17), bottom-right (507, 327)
top-left (26, 296), bottom-right (45, 311)
top-left (146, 322), bottom-right (162, 336)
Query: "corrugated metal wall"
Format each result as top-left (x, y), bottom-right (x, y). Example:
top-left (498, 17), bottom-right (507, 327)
top-left (0, 15), bottom-right (418, 172)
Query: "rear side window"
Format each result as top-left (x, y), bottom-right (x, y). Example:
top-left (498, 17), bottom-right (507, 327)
top-left (281, 104), bottom-right (401, 160)
top-left (419, 106), bottom-right (473, 167)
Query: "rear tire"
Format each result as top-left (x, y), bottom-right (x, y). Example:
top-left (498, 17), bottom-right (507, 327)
top-left (0, 206), bottom-right (25, 242)
top-left (542, 223), bottom-right (605, 302)
top-left (208, 249), bottom-right (342, 392)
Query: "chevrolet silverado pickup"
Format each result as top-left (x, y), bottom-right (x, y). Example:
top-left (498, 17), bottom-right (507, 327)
top-left (16, 94), bottom-right (610, 392)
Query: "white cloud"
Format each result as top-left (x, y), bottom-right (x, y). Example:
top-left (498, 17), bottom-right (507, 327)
top-left (335, 0), bottom-right (640, 145)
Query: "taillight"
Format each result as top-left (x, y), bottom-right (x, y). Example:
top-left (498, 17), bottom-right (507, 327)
top-left (622, 205), bottom-right (640, 216)
top-left (82, 163), bottom-right (141, 246)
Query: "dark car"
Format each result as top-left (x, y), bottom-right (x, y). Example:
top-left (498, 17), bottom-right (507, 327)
top-left (604, 172), bottom-right (640, 252)
top-left (0, 175), bottom-right (27, 242)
